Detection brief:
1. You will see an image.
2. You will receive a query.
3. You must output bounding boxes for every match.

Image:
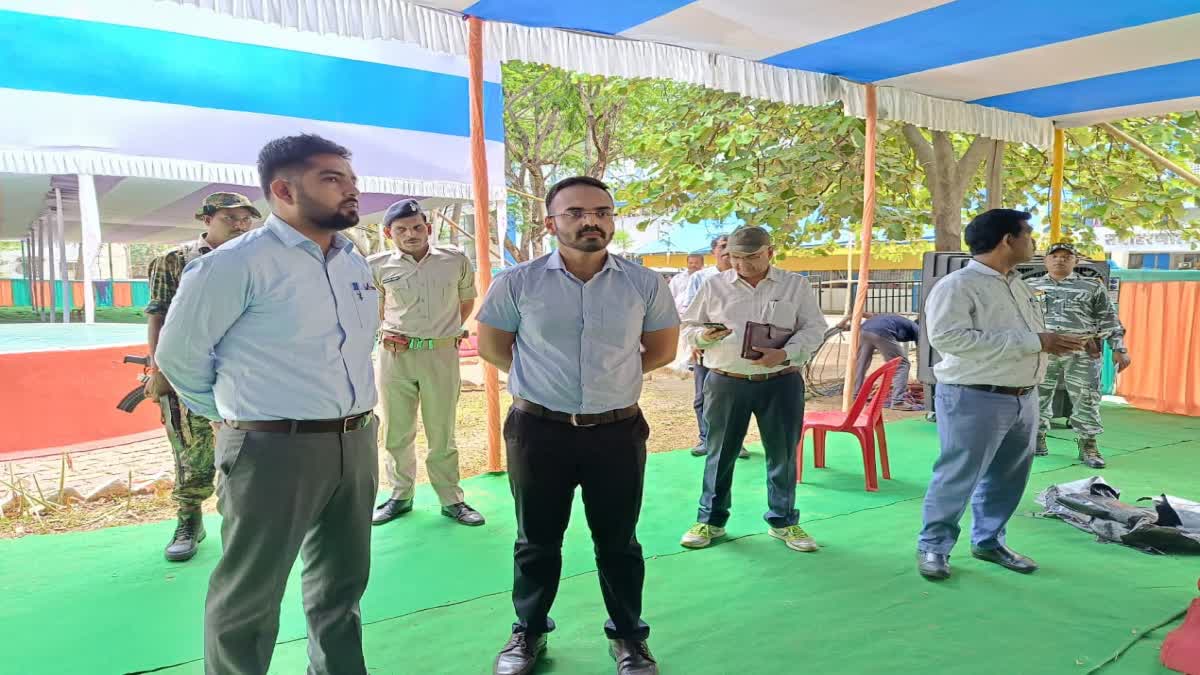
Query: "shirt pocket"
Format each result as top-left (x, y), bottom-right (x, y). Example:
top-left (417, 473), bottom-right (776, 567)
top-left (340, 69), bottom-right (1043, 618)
top-left (356, 286), bottom-right (381, 330)
top-left (766, 299), bottom-right (799, 327)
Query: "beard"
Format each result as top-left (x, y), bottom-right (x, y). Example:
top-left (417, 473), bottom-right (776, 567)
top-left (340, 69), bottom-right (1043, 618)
top-left (297, 191), bottom-right (359, 231)
top-left (559, 226), bottom-right (611, 253)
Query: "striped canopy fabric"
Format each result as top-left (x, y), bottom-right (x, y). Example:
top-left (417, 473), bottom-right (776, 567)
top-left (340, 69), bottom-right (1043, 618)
top-left (0, 0), bottom-right (505, 241)
top-left (174, 0), bottom-right (1200, 148)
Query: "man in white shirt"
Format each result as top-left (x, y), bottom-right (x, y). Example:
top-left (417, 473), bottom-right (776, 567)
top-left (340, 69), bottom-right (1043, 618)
top-left (676, 227), bottom-right (826, 553)
top-left (686, 235), bottom-right (748, 459)
top-left (668, 254), bottom-right (706, 314)
top-left (918, 209), bottom-right (1086, 581)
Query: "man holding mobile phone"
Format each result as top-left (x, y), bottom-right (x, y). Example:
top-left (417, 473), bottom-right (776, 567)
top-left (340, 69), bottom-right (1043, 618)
top-left (1028, 242), bottom-right (1130, 468)
top-left (677, 226), bottom-right (826, 553)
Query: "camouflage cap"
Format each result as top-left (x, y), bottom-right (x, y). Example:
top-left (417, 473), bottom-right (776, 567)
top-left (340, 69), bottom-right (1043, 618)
top-left (1046, 242), bottom-right (1078, 256)
top-left (194, 192), bottom-right (262, 221)
top-left (726, 226), bottom-right (772, 254)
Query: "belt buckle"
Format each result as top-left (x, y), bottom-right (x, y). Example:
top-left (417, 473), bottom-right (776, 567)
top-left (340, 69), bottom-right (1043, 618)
top-left (569, 414), bottom-right (596, 428)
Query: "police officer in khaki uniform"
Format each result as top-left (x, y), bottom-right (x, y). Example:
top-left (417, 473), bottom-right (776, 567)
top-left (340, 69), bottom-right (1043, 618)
top-left (144, 191), bottom-right (259, 562)
top-left (370, 199), bottom-right (485, 526)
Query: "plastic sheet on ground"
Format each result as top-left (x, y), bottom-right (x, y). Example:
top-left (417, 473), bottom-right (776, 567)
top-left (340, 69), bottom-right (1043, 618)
top-left (1036, 476), bottom-right (1200, 554)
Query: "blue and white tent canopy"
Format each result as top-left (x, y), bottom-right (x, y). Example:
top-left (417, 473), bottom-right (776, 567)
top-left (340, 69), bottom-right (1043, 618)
top-left (0, 0), bottom-right (505, 241)
top-left (175, 0), bottom-right (1200, 149)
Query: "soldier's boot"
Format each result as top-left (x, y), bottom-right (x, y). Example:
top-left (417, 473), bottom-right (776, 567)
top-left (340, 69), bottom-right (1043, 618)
top-left (1034, 433), bottom-right (1049, 457)
top-left (164, 510), bottom-right (206, 562)
top-left (1077, 437), bottom-right (1106, 469)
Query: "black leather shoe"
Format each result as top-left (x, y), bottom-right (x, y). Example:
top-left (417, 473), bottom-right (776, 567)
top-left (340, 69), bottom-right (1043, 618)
top-left (917, 550), bottom-right (950, 580)
top-left (1078, 438), bottom-right (1106, 469)
top-left (972, 545), bottom-right (1038, 573)
top-left (164, 511), bottom-right (206, 562)
top-left (494, 632), bottom-right (546, 675)
top-left (610, 639), bottom-right (658, 675)
top-left (691, 444), bottom-right (707, 457)
top-left (442, 502), bottom-right (485, 526)
top-left (372, 498), bottom-right (413, 526)
top-left (738, 447), bottom-right (750, 459)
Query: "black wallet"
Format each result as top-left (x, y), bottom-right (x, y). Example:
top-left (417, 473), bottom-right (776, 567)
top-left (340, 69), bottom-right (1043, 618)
top-left (741, 321), bottom-right (794, 360)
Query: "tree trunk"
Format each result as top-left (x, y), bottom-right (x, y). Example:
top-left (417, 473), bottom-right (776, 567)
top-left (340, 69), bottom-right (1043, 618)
top-left (900, 125), bottom-right (993, 251)
top-left (986, 140), bottom-right (1006, 209)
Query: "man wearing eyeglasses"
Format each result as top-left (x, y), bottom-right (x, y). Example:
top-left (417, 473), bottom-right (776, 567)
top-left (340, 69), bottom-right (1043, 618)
top-left (144, 191), bottom-right (259, 562)
top-left (477, 176), bottom-right (679, 675)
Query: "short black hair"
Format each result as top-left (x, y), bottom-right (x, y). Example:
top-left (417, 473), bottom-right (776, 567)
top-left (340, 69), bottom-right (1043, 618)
top-left (710, 234), bottom-right (729, 250)
top-left (964, 209), bottom-right (1032, 255)
top-left (687, 253), bottom-right (705, 260)
top-left (257, 134), bottom-right (352, 201)
top-left (544, 176), bottom-right (610, 211)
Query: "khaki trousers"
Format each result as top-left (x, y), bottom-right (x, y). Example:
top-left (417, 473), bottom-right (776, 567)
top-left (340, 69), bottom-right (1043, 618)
top-left (378, 344), bottom-right (464, 505)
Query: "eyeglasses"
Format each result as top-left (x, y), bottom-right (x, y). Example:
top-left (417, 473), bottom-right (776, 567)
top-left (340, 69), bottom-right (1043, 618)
top-left (548, 208), bottom-right (616, 221)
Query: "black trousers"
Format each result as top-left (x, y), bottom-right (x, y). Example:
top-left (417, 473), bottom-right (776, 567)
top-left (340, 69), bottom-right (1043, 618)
top-left (504, 407), bottom-right (651, 640)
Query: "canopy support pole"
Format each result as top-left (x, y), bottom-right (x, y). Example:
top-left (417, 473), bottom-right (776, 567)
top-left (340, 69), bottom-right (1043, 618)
top-left (469, 16), bottom-right (503, 473)
top-left (842, 84), bottom-right (878, 412)
top-left (78, 174), bottom-right (102, 324)
top-left (1097, 122), bottom-right (1200, 189)
top-left (1049, 129), bottom-right (1065, 243)
top-left (56, 188), bottom-right (71, 323)
top-left (47, 214), bottom-right (59, 323)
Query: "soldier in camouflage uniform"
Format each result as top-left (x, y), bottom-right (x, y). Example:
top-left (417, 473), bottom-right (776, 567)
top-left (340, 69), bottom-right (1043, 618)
top-left (144, 192), bottom-right (260, 561)
top-left (1028, 242), bottom-right (1132, 469)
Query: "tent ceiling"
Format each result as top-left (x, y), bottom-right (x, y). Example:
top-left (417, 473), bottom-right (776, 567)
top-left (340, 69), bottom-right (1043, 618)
top-left (418, 0), bottom-right (1200, 129)
top-left (0, 173), bottom-right (454, 244)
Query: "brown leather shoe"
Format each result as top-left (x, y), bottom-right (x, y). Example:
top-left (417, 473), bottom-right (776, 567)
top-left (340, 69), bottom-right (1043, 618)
top-left (494, 632), bottom-right (546, 675)
top-left (609, 639), bottom-right (658, 675)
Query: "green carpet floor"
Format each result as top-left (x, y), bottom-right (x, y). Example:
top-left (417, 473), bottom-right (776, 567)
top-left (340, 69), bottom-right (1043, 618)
top-left (1, 405), bottom-right (1196, 674)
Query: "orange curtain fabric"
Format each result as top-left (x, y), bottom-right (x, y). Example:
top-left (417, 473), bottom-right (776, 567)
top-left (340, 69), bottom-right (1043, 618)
top-left (112, 282), bottom-right (132, 307)
top-left (0, 279), bottom-right (13, 306)
top-left (71, 282), bottom-right (85, 308)
top-left (1115, 281), bottom-right (1200, 416)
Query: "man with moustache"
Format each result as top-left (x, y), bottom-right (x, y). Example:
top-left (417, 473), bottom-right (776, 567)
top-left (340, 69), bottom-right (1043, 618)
top-left (156, 134), bottom-right (381, 674)
top-left (476, 176), bottom-right (679, 675)
top-left (144, 191), bottom-right (260, 562)
top-left (917, 209), bottom-right (1086, 581)
top-left (370, 198), bottom-right (484, 527)
top-left (669, 253), bottom-right (705, 314)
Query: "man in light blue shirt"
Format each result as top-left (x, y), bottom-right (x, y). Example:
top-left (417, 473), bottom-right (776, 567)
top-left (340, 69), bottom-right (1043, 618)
top-left (476, 176), bottom-right (679, 675)
top-left (156, 134), bottom-right (380, 675)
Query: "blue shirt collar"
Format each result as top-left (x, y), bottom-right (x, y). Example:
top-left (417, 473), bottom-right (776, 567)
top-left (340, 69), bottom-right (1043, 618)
top-left (546, 249), bottom-right (624, 274)
top-left (266, 214), bottom-right (354, 255)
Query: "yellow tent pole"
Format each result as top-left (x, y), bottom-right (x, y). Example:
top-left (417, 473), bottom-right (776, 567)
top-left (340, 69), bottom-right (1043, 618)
top-left (1049, 128), bottom-right (1065, 243)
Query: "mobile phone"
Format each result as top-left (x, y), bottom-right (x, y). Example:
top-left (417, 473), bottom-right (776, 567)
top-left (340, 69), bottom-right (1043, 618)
top-left (703, 322), bottom-right (728, 331)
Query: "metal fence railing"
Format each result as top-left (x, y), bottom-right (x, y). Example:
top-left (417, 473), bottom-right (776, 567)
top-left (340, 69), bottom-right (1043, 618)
top-left (810, 275), bottom-right (921, 316)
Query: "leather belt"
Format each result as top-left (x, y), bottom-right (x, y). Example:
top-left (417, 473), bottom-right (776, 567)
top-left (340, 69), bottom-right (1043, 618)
top-left (512, 398), bottom-right (639, 428)
top-left (226, 411), bottom-right (374, 434)
top-left (711, 366), bottom-right (800, 382)
top-left (962, 384), bottom-right (1036, 396)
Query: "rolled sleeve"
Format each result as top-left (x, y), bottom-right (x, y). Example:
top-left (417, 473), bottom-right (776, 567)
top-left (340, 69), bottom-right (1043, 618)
top-left (642, 275), bottom-right (681, 333)
top-left (155, 253), bottom-right (251, 420)
top-left (476, 270), bottom-right (520, 333)
top-left (681, 282), bottom-right (716, 348)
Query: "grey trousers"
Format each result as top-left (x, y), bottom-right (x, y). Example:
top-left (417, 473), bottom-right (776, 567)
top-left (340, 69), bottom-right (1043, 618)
top-left (854, 330), bottom-right (910, 405)
top-left (205, 418), bottom-right (380, 675)
top-left (697, 371), bottom-right (803, 528)
top-left (918, 385), bottom-right (1037, 555)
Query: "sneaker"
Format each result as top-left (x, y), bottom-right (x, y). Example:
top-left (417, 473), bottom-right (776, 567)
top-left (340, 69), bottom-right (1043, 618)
top-left (738, 446), bottom-right (750, 459)
top-left (691, 444), bottom-right (707, 457)
top-left (1077, 438), bottom-right (1106, 469)
top-left (680, 523), bottom-right (726, 548)
top-left (769, 525), bottom-right (819, 552)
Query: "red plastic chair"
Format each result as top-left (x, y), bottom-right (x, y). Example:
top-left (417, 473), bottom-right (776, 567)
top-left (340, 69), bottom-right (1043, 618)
top-left (797, 357), bottom-right (901, 492)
